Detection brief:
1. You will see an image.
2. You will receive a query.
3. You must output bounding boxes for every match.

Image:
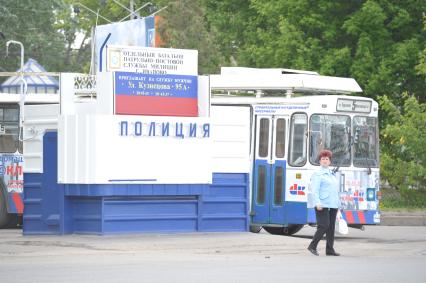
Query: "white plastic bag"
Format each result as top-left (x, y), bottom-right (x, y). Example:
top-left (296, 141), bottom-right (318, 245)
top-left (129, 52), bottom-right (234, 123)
top-left (335, 210), bottom-right (349, 235)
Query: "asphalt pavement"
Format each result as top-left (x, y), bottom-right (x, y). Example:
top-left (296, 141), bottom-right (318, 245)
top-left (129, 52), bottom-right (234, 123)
top-left (0, 225), bottom-right (425, 283)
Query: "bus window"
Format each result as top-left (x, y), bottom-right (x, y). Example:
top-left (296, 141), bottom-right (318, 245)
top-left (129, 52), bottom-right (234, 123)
top-left (309, 114), bottom-right (351, 166)
top-left (257, 165), bottom-right (266, 204)
top-left (353, 116), bottom-right (378, 167)
top-left (0, 104), bottom-right (20, 153)
top-left (289, 113), bottom-right (307, 166)
top-left (274, 166), bottom-right (284, 205)
top-left (275, 118), bottom-right (286, 158)
top-left (258, 118), bottom-right (270, 158)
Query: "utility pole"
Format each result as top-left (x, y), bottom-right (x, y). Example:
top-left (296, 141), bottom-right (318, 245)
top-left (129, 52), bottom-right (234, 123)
top-left (130, 0), bottom-right (135, 19)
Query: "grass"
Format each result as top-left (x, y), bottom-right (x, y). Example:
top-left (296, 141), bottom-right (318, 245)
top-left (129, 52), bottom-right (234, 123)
top-left (380, 187), bottom-right (426, 211)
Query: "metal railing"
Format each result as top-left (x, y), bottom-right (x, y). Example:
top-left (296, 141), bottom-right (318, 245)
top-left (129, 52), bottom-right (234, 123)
top-left (74, 74), bottom-right (97, 100)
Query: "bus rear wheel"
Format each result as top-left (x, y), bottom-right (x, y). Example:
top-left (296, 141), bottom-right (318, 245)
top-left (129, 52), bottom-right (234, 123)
top-left (263, 224), bottom-right (304, 236)
top-left (0, 187), bottom-right (19, 228)
top-left (0, 190), bottom-right (12, 228)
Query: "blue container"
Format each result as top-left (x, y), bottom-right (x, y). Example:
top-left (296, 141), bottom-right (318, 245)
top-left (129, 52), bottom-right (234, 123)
top-left (23, 132), bottom-right (249, 235)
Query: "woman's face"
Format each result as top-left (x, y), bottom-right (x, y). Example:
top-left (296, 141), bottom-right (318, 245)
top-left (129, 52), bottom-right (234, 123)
top-left (320, 156), bottom-right (331, 167)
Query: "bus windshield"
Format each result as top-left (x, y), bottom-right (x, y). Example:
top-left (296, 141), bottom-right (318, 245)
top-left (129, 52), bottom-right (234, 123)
top-left (310, 114), bottom-right (351, 166)
top-left (0, 104), bottom-right (21, 153)
top-left (353, 116), bottom-right (378, 167)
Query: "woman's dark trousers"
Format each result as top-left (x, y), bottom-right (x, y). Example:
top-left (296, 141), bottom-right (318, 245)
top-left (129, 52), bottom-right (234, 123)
top-left (308, 208), bottom-right (338, 253)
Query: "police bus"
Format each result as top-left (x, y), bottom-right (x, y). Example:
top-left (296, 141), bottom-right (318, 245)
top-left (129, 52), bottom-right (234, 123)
top-left (210, 67), bottom-right (380, 235)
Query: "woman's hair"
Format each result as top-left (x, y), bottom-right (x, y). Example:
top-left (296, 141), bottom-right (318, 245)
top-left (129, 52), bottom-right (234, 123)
top-left (318, 149), bottom-right (332, 160)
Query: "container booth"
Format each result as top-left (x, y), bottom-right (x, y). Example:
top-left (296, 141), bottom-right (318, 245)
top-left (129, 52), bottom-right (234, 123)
top-left (22, 47), bottom-right (251, 235)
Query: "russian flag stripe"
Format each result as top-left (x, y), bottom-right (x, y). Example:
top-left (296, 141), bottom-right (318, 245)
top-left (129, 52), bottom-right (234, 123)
top-left (116, 95), bottom-right (198, 116)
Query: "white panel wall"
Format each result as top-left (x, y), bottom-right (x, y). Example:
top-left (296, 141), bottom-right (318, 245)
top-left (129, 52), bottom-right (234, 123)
top-left (56, 72), bottom-right (251, 184)
top-left (60, 72), bottom-right (114, 115)
top-left (197, 75), bottom-right (210, 117)
top-left (58, 115), bottom-right (213, 184)
top-left (23, 104), bottom-right (59, 173)
top-left (210, 106), bottom-right (251, 173)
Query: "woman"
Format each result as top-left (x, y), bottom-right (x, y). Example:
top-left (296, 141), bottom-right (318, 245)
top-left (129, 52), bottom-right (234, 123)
top-left (307, 149), bottom-right (341, 256)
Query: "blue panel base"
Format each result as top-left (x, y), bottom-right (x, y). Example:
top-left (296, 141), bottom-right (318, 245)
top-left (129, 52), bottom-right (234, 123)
top-left (23, 131), bottom-right (250, 235)
top-left (23, 132), bottom-right (63, 235)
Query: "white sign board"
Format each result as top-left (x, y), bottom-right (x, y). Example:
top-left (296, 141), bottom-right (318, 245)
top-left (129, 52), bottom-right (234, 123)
top-left (337, 99), bottom-right (371, 113)
top-left (58, 115), bottom-right (212, 184)
top-left (107, 45), bottom-right (198, 75)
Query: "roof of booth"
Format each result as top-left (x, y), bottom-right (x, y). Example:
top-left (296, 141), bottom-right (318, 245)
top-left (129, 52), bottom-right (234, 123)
top-left (1, 58), bottom-right (59, 88)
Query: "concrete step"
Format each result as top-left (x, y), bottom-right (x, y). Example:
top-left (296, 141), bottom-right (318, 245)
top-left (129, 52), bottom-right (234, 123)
top-left (380, 211), bottom-right (426, 226)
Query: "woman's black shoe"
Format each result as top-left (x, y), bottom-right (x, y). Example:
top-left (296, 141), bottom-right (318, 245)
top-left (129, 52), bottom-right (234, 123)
top-left (326, 252), bottom-right (341, 256)
top-left (307, 247), bottom-right (319, 256)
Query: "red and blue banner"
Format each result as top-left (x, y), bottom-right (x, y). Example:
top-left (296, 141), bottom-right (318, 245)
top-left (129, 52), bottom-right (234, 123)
top-left (115, 72), bottom-right (198, 116)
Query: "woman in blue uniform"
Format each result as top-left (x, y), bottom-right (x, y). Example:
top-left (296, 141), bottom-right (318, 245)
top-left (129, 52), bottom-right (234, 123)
top-left (307, 149), bottom-right (341, 256)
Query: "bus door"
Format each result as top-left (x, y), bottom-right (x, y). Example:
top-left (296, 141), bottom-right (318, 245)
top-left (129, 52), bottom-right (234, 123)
top-left (252, 115), bottom-right (287, 225)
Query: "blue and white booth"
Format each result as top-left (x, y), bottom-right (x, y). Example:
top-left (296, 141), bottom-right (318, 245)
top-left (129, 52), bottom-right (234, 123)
top-left (22, 47), bottom-right (251, 235)
top-left (1, 58), bottom-right (59, 94)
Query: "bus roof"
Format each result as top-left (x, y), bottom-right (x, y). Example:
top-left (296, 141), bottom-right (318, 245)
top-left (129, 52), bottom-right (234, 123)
top-left (0, 92), bottom-right (59, 104)
top-left (210, 67), bottom-right (362, 94)
top-left (211, 94), bottom-right (376, 107)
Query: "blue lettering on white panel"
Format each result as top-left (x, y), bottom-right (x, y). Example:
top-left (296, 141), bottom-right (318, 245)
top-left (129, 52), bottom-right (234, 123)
top-left (120, 121), bottom-right (128, 136)
top-left (118, 121), bottom-right (211, 139)
top-left (149, 122), bottom-right (156, 136)
top-left (175, 122), bottom-right (184, 139)
top-left (203, 123), bottom-right (210, 137)
top-left (189, 123), bottom-right (197, 137)
top-left (162, 122), bottom-right (170, 137)
top-left (134, 122), bottom-right (142, 136)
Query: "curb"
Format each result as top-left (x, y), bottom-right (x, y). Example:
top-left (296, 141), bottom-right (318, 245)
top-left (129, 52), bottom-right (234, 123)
top-left (380, 211), bottom-right (426, 226)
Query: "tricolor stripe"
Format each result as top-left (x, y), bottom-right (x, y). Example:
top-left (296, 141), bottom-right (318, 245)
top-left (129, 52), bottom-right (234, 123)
top-left (357, 211), bottom-right (366, 224)
top-left (343, 210), bottom-right (374, 224)
top-left (344, 211), bottom-right (355, 223)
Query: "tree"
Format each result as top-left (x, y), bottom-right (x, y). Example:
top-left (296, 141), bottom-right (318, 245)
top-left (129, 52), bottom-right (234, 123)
top-left (204, 0), bottom-right (426, 102)
top-left (156, 0), bottom-right (224, 74)
top-left (0, 0), bottom-right (69, 74)
top-left (379, 94), bottom-right (426, 191)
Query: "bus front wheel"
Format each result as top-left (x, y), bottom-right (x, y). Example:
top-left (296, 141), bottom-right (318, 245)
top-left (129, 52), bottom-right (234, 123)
top-left (249, 225), bottom-right (262, 233)
top-left (263, 224), bottom-right (304, 236)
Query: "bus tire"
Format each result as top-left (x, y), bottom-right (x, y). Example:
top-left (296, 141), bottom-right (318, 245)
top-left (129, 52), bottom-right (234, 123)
top-left (0, 188), bottom-right (13, 228)
top-left (249, 225), bottom-right (262, 233)
top-left (263, 224), bottom-right (304, 236)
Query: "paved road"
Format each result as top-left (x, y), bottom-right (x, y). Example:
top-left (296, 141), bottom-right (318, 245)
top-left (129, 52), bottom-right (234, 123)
top-left (1, 226), bottom-right (425, 283)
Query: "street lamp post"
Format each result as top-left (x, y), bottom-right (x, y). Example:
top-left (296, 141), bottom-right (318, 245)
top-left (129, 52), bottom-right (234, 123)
top-left (5, 40), bottom-right (27, 141)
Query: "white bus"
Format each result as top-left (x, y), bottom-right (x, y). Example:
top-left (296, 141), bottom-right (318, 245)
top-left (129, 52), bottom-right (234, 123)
top-left (210, 68), bottom-right (380, 235)
top-left (0, 77), bottom-right (58, 228)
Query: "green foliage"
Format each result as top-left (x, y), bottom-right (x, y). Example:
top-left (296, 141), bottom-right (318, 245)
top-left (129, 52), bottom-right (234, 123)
top-left (204, 0), bottom-right (426, 102)
top-left (379, 94), bottom-right (426, 191)
top-left (0, 0), bottom-right (69, 73)
top-left (156, 0), bottom-right (224, 74)
top-left (380, 188), bottom-right (426, 210)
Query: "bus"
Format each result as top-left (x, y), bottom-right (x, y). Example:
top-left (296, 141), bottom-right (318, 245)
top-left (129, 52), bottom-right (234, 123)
top-left (0, 74), bottom-right (58, 228)
top-left (210, 67), bottom-right (380, 235)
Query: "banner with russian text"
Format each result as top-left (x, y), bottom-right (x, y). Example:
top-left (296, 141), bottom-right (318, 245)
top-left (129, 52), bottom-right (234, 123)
top-left (115, 72), bottom-right (198, 116)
